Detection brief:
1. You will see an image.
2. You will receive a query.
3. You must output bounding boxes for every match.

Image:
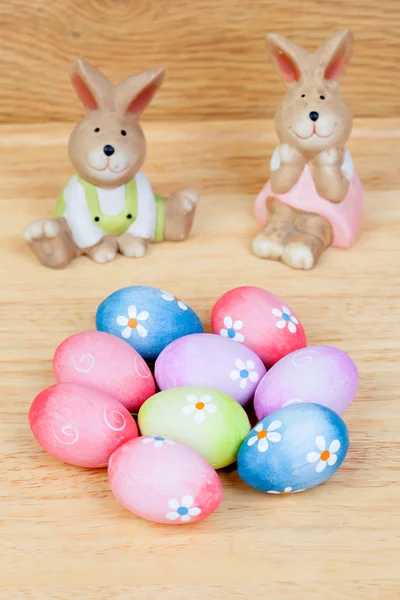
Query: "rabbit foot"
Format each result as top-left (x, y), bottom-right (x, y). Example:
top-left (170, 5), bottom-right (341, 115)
top-left (252, 232), bottom-right (284, 260)
top-left (164, 188), bottom-right (200, 241)
top-left (24, 218), bottom-right (61, 242)
top-left (85, 237), bottom-right (118, 264)
top-left (118, 234), bottom-right (148, 258)
top-left (282, 242), bottom-right (315, 270)
top-left (24, 218), bottom-right (78, 269)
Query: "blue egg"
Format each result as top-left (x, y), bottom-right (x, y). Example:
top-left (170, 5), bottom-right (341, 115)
top-left (237, 403), bottom-right (349, 494)
top-left (96, 286), bottom-right (203, 360)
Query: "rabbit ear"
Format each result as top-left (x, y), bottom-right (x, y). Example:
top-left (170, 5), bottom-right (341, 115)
top-left (266, 33), bottom-right (308, 85)
top-left (69, 59), bottom-right (114, 110)
top-left (317, 29), bottom-right (354, 82)
top-left (114, 68), bottom-right (165, 118)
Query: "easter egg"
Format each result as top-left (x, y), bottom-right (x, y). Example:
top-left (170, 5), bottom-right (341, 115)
top-left (254, 345), bottom-right (358, 419)
top-left (29, 383), bottom-right (138, 468)
top-left (96, 286), bottom-right (203, 361)
top-left (211, 286), bottom-right (306, 367)
top-left (53, 331), bottom-right (155, 413)
top-left (237, 403), bottom-right (349, 493)
top-left (108, 437), bottom-right (222, 524)
top-left (138, 386), bottom-right (251, 468)
top-left (155, 333), bottom-right (266, 407)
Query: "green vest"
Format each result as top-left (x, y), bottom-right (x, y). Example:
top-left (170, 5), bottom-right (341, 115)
top-left (54, 175), bottom-right (165, 242)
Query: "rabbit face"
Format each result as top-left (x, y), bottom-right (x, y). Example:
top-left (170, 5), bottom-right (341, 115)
top-left (69, 111), bottom-right (146, 188)
top-left (275, 82), bottom-right (352, 158)
top-left (267, 30), bottom-right (354, 159)
top-left (67, 60), bottom-right (165, 189)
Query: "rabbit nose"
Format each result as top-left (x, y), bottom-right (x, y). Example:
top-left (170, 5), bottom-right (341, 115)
top-left (103, 145), bottom-right (115, 156)
top-left (309, 111), bottom-right (319, 122)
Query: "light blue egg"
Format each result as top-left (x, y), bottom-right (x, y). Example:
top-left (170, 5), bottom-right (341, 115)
top-left (96, 286), bottom-right (203, 361)
top-left (237, 403), bottom-right (349, 494)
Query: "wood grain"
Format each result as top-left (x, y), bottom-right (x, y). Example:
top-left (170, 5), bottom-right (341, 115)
top-left (1, 118), bottom-right (400, 600)
top-left (1, 0), bottom-right (399, 123)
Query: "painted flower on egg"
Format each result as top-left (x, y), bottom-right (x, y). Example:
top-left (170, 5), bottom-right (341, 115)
top-left (219, 316), bottom-right (244, 342)
top-left (267, 487), bottom-right (305, 494)
top-left (116, 305), bottom-right (149, 339)
top-left (182, 394), bottom-right (217, 423)
top-left (230, 359), bottom-right (260, 389)
top-left (247, 420), bottom-right (282, 452)
top-left (166, 495), bottom-right (202, 522)
top-left (271, 306), bottom-right (299, 333)
top-left (141, 436), bottom-right (175, 448)
top-left (306, 436), bottom-right (341, 473)
top-left (161, 292), bottom-right (188, 311)
top-left (282, 398), bottom-right (303, 407)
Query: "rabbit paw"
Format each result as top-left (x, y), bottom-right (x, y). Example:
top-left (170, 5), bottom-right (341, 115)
top-left (24, 219), bottom-right (61, 243)
top-left (313, 147), bottom-right (345, 168)
top-left (252, 232), bottom-right (283, 260)
top-left (279, 144), bottom-right (293, 164)
top-left (91, 247), bottom-right (117, 263)
top-left (86, 238), bottom-right (118, 264)
top-left (118, 234), bottom-right (147, 258)
top-left (278, 144), bottom-right (305, 167)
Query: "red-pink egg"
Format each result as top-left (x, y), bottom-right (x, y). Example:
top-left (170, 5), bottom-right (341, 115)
top-left (108, 437), bottom-right (223, 524)
top-left (211, 286), bottom-right (306, 367)
top-left (29, 382), bottom-right (138, 468)
top-left (53, 331), bottom-right (155, 413)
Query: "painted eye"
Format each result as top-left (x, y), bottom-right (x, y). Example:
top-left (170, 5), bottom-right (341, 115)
top-left (301, 94), bottom-right (306, 98)
top-left (121, 130), bottom-right (127, 136)
top-left (320, 95), bottom-right (325, 100)
top-left (94, 127), bottom-right (100, 132)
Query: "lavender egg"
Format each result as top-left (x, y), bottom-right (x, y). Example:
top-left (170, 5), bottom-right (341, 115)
top-left (155, 333), bottom-right (266, 407)
top-left (254, 345), bottom-right (358, 420)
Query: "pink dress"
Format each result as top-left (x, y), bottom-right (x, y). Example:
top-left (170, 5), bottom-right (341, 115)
top-left (254, 150), bottom-right (363, 248)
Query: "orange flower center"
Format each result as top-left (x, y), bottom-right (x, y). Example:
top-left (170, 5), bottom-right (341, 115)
top-left (174, 296), bottom-right (181, 302)
top-left (128, 318), bottom-right (138, 329)
top-left (282, 490), bottom-right (291, 495)
top-left (257, 430), bottom-right (267, 439)
top-left (195, 402), bottom-right (205, 410)
top-left (320, 450), bottom-right (330, 461)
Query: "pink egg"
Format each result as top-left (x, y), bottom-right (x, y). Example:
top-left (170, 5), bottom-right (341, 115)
top-left (108, 437), bottom-right (222, 524)
top-left (254, 345), bottom-right (359, 419)
top-left (53, 331), bottom-right (155, 413)
top-left (29, 383), bottom-right (138, 468)
top-left (211, 286), bottom-right (306, 367)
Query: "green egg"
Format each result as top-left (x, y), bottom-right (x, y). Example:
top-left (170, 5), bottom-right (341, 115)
top-left (138, 386), bottom-right (251, 469)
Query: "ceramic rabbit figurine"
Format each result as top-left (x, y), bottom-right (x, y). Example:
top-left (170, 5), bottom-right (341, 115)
top-left (24, 60), bottom-right (200, 268)
top-left (253, 29), bottom-right (363, 270)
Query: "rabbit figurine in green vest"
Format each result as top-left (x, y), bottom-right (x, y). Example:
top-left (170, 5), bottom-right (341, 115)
top-left (24, 60), bottom-right (200, 268)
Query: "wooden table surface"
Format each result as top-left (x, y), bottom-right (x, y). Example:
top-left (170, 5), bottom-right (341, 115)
top-left (1, 118), bottom-right (399, 600)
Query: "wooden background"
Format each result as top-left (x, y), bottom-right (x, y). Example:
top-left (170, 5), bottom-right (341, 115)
top-left (1, 1), bottom-right (400, 599)
top-left (1, 0), bottom-right (400, 122)
top-left (1, 118), bottom-right (400, 600)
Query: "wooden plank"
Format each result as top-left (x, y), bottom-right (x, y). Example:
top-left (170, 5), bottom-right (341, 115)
top-left (0, 119), bottom-right (399, 599)
top-left (1, 0), bottom-right (399, 122)
top-left (1, 118), bottom-right (400, 202)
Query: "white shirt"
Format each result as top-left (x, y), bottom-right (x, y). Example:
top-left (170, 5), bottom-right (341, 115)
top-left (62, 171), bottom-right (157, 249)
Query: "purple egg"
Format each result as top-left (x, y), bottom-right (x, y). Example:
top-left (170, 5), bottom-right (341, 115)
top-left (254, 345), bottom-right (358, 419)
top-left (155, 333), bottom-right (266, 407)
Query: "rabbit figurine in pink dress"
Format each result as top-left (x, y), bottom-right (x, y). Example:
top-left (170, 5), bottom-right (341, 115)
top-left (253, 29), bottom-right (363, 270)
